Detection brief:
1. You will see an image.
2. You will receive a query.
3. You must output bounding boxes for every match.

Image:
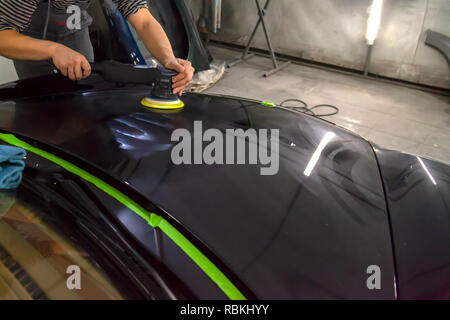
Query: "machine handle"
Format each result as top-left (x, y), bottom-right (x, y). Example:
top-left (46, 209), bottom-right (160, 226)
top-left (49, 60), bottom-right (177, 85)
top-left (91, 60), bottom-right (177, 85)
top-left (49, 60), bottom-right (179, 100)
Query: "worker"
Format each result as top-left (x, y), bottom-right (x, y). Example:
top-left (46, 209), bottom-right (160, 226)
top-left (0, 0), bottom-right (194, 96)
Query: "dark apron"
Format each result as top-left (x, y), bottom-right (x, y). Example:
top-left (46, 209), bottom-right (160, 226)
top-left (14, 0), bottom-right (94, 80)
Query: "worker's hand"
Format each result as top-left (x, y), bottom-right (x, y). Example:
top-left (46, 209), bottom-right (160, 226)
top-left (165, 58), bottom-right (195, 96)
top-left (50, 44), bottom-right (91, 81)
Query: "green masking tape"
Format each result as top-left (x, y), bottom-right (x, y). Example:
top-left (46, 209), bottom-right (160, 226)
top-left (0, 133), bottom-right (246, 300)
top-left (261, 101), bottom-right (276, 107)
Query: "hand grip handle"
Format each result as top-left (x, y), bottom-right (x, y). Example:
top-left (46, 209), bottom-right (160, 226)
top-left (91, 61), bottom-right (177, 85)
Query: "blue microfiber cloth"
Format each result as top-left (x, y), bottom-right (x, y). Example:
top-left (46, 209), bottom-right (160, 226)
top-left (0, 145), bottom-right (26, 190)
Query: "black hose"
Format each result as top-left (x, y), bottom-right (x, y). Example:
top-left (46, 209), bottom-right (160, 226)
top-left (279, 99), bottom-right (339, 117)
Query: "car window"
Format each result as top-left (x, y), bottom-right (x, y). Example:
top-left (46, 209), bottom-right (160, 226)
top-left (0, 190), bottom-right (124, 300)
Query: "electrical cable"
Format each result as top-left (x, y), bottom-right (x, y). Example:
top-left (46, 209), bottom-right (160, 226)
top-left (42, 0), bottom-right (51, 40)
top-left (308, 104), bottom-right (340, 117)
top-left (279, 98), bottom-right (339, 117)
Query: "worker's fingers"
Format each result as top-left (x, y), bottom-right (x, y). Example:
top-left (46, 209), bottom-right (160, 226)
top-left (173, 72), bottom-right (189, 86)
top-left (173, 85), bottom-right (184, 93)
top-left (166, 58), bottom-right (194, 96)
top-left (173, 74), bottom-right (194, 95)
top-left (173, 70), bottom-right (194, 83)
top-left (173, 76), bottom-right (192, 89)
top-left (51, 44), bottom-right (91, 80)
top-left (173, 87), bottom-right (184, 96)
top-left (81, 58), bottom-right (91, 78)
top-left (173, 75), bottom-right (193, 91)
top-left (171, 62), bottom-right (185, 73)
top-left (177, 58), bottom-right (191, 66)
top-left (68, 65), bottom-right (76, 81)
top-left (172, 72), bottom-right (186, 84)
top-left (59, 66), bottom-right (68, 77)
top-left (173, 84), bottom-right (192, 95)
top-left (173, 59), bottom-right (193, 83)
top-left (165, 59), bottom-right (185, 74)
top-left (173, 79), bottom-right (192, 95)
top-left (74, 60), bottom-right (83, 81)
top-left (173, 82), bottom-right (189, 91)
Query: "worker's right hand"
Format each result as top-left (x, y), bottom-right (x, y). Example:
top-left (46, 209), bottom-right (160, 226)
top-left (50, 44), bottom-right (91, 81)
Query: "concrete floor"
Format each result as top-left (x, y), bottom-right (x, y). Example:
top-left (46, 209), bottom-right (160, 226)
top-left (205, 45), bottom-right (450, 164)
top-left (1, 47), bottom-right (449, 163)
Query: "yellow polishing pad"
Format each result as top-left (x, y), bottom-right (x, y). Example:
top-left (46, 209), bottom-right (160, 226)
top-left (141, 96), bottom-right (184, 110)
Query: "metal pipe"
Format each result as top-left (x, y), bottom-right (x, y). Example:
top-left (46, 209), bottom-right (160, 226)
top-left (210, 0), bottom-right (218, 34)
top-left (364, 44), bottom-right (373, 76)
top-left (227, 0), bottom-right (291, 77)
top-left (242, 0), bottom-right (271, 58)
top-left (217, 0), bottom-right (222, 30)
top-left (255, 0), bottom-right (277, 68)
top-left (197, 0), bottom-right (209, 31)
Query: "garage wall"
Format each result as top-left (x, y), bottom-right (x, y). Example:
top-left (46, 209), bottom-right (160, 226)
top-left (0, 57), bottom-right (18, 84)
top-left (190, 0), bottom-right (449, 89)
top-left (373, 0), bottom-right (449, 87)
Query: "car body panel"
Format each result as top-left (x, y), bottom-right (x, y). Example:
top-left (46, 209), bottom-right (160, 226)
top-left (373, 148), bottom-right (450, 299)
top-left (0, 75), bottom-right (400, 299)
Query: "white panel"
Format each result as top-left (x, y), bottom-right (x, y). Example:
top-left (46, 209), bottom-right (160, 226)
top-left (0, 57), bottom-right (18, 84)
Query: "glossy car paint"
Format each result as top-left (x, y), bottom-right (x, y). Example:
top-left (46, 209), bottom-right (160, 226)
top-left (5, 155), bottom-right (193, 300)
top-left (0, 74), bottom-right (445, 299)
top-left (373, 148), bottom-right (450, 299)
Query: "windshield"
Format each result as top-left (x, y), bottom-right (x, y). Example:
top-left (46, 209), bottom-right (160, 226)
top-left (0, 189), bottom-right (124, 300)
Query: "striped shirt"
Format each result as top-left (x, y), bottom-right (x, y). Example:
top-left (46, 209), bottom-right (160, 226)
top-left (0, 0), bottom-right (148, 32)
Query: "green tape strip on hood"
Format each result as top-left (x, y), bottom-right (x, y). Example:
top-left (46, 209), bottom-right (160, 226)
top-left (0, 133), bottom-right (246, 300)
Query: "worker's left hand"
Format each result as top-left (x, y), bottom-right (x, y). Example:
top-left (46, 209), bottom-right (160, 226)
top-left (165, 58), bottom-right (195, 96)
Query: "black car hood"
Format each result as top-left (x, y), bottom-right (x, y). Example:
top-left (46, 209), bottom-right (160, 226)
top-left (0, 75), bottom-right (396, 299)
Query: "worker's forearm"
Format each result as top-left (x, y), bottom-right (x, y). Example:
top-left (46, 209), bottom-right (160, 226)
top-left (141, 21), bottom-right (175, 66)
top-left (129, 9), bottom-right (176, 66)
top-left (129, 8), bottom-right (194, 95)
top-left (0, 30), bottom-right (59, 61)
